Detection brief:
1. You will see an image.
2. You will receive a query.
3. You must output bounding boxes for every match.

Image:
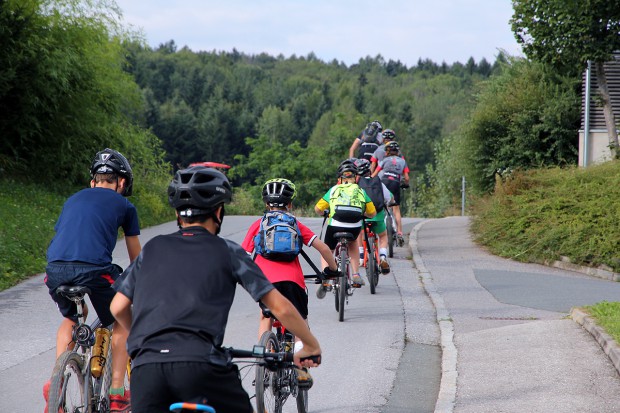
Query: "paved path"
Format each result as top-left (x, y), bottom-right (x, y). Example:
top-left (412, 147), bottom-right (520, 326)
top-left (411, 217), bottom-right (620, 413)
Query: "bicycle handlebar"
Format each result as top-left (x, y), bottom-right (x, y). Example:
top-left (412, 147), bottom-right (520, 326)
top-left (225, 346), bottom-right (321, 365)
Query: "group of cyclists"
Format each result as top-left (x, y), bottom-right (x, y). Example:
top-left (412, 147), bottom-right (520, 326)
top-left (42, 119), bottom-right (410, 413)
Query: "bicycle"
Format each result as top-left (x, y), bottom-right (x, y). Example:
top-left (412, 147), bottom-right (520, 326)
top-left (256, 306), bottom-right (309, 413)
top-left (384, 206), bottom-right (398, 258)
top-left (330, 231), bottom-right (355, 322)
top-left (362, 220), bottom-right (380, 295)
top-left (48, 285), bottom-right (121, 413)
top-left (170, 344), bottom-right (318, 413)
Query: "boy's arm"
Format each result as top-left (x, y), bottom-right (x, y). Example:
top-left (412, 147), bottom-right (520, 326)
top-left (125, 235), bottom-right (141, 262)
top-left (349, 138), bottom-right (360, 158)
top-left (110, 292), bottom-right (132, 331)
top-left (311, 238), bottom-right (338, 271)
top-left (314, 198), bottom-right (330, 215)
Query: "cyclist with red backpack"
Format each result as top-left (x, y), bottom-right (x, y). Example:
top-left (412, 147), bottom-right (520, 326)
top-left (241, 178), bottom-right (338, 388)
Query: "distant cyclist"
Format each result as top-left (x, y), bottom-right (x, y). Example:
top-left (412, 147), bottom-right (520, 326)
top-left (242, 178), bottom-right (338, 388)
top-left (111, 166), bottom-right (321, 413)
top-left (354, 158), bottom-right (394, 274)
top-left (44, 148), bottom-right (140, 413)
top-left (370, 128), bottom-right (403, 173)
top-left (372, 141), bottom-right (410, 242)
top-left (315, 159), bottom-right (376, 291)
top-left (349, 120), bottom-right (383, 161)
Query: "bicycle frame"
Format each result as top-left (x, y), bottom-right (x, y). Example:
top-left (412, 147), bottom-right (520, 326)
top-left (48, 286), bottom-right (114, 413)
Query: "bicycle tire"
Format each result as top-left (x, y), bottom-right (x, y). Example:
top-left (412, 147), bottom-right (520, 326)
top-left (386, 216), bottom-right (394, 258)
top-left (255, 331), bottom-right (280, 413)
top-left (296, 387), bottom-right (308, 413)
top-left (367, 234), bottom-right (377, 295)
top-left (338, 245), bottom-right (347, 322)
top-left (49, 351), bottom-right (90, 413)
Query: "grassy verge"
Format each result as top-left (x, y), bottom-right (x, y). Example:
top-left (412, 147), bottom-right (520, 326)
top-left (470, 161), bottom-right (620, 272)
top-left (583, 301), bottom-right (620, 344)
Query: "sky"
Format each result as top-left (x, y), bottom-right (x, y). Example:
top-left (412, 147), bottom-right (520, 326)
top-left (115, 0), bottom-right (523, 67)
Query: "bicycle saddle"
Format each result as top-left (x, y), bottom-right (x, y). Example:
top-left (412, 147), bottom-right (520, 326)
top-left (334, 232), bottom-right (355, 240)
top-left (56, 285), bottom-right (91, 299)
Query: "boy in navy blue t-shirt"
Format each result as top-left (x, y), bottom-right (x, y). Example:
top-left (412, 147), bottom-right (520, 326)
top-left (43, 148), bottom-right (141, 413)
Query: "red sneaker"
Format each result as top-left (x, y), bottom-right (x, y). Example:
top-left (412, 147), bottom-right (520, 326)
top-left (43, 380), bottom-right (50, 413)
top-left (109, 392), bottom-right (131, 413)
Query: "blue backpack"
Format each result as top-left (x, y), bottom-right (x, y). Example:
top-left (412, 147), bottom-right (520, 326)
top-left (254, 211), bottom-right (302, 262)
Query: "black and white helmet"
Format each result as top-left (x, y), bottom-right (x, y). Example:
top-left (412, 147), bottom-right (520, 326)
top-left (262, 178), bottom-right (297, 207)
top-left (168, 166), bottom-right (232, 217)
top-left (337, 159), bottom-right (358, 177)
top-left (354, 158), bottom-right (371, 176)
top-left (90, 148), bottom-right (134, 196)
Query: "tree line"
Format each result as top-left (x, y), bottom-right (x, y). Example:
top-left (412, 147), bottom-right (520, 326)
top-left (2, 0), bottom-right (616, 217)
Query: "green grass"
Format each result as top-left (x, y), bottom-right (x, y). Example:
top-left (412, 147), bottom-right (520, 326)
top-left (583, 302), bottom-right (620, 344)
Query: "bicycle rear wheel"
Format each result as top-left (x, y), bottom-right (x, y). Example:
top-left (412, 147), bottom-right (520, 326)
top-left (386, 216), bottom-right (395, 258)
top-left (49, 351), bottom-right (89, 413)
top-left (255, 331), bottom-right (281, 413)
top-left (338, 246), bottom-right (348, 322)
top-left (367, 235), bottom-right (377, 295)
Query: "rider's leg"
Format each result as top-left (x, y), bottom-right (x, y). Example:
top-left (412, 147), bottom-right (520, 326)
top-left (56, 317), bottom-right (76, 358)
top-left (394, 205), bottom-right (403, 234)
top-left (111, 320), bottom-right (130, 389)
top-left (356, 231), bottom-right (365, 265)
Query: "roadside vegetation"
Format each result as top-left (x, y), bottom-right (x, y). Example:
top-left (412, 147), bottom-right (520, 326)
top-left (584, 302), bottom-right (620, 344)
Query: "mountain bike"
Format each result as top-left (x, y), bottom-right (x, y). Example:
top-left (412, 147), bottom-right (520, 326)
top-left (362, 220), bottom-right (380, 294)
top-left (332, 231), bottom-right (355, 322)
top-left (256, 307), bottom-right (309, 413)
top-left (48, 285), bottom-right (123, 413)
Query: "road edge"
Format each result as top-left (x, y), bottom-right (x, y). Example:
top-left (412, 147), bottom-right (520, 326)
top-left (571, 308), bottom-right (620, 376)
top-left (410, 219), bottom-right (457, 413)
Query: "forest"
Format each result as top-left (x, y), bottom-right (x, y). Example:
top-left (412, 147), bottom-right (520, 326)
top-left (1, 0), bottom-right (587, 216)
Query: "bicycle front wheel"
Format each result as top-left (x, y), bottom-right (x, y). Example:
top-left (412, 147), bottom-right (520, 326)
top-left (255, 331), bottom-right (281, 413)
top-left (296, 387), bottom-right (308, 413)
top-left (49, 351), bottom-right (89, 413)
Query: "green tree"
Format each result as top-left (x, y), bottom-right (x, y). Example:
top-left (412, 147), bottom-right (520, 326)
top-left (511, 0), bottom-right (620, 156)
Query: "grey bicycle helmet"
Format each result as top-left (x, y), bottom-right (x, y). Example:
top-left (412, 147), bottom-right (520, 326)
top-left (90, 148), bottom-right (134, 196)
top-left (385, 141), bottom-right (400, 154)
top-left (382, 129), bottom-right (396, 141)
top-left (354, 158), bottom-right (371, 176)
top-left (168, 166), bottom-right (232, 216)
top-left (262, 178), bottom-right (297, 207)
top-left (337, 159), bottom-right (358, 177)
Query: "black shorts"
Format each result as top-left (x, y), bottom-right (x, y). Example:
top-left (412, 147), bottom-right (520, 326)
top-left (382, 179), bottom-right (401, 205)
top-left (45, 262), bottom-right (122, 326)
top-left (324, 225), bottom-right (362, 250)
top-left (131, 361), bottom-right (253, 413)
top-left (275, 281), bottom-right (308, 319)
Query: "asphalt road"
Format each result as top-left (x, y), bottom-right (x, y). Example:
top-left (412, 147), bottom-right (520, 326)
top-left (3, 215), bottom-right (619, 413)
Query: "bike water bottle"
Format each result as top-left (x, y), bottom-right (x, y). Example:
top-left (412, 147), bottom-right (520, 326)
top-left (90, 327), bottom-right (111, 377)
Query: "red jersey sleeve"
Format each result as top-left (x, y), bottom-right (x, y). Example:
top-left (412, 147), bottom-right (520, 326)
top-left (241, 219), bottom-right (261, 253)
top-left (297, 220), bottom-right (317, 247)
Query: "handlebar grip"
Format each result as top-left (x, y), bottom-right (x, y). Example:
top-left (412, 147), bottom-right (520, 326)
top-left (299, 354), bottom-right (321, 364)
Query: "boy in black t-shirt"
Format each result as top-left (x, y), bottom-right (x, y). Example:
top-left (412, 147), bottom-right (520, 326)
top-left (111, 166), bottom-right (321, 413)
